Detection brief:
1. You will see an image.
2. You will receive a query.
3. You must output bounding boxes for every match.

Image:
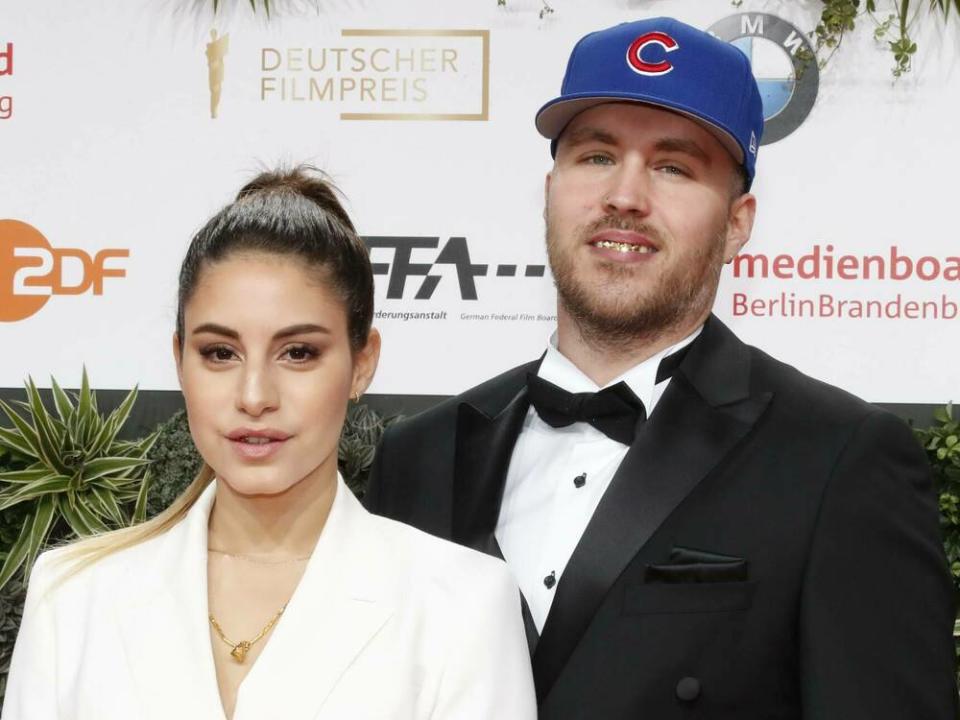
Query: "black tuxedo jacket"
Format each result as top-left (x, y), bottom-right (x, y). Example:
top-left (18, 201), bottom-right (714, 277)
top-left (365, 316), bottom-right (958, 719)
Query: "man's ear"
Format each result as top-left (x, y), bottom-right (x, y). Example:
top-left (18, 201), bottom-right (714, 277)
top-left (543, 171), bottom-right (553, 222)
top-left (723, 193), bottom-right (756, 263)
top-left (351, 328), bottom-right (382, 398)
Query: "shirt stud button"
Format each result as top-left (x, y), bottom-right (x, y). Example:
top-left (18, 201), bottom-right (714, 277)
top-left (573, 473), bottom-right (587, 488)
top-left (543, 571), bottom-right (556, 589)
top-left (676, 677), bottom-right (701, 702)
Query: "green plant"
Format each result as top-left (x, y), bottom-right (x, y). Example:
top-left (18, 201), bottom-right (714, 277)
top-left (144, 410), bottom-right (204, 521)
top-left (0, 371), bottom-right (157, 590)
top-left (0, 576), bottom-right (26, 702)
top-left (784, 0), bottom-right (957, 76)
top-left (916, 404), bottom-right (960, 585)
top-left (914, 403), bottom-right (960, 668)
top-left (213, 0), bottom-right (271, 15)
top-left (339, 403), bottom-right (401, 497)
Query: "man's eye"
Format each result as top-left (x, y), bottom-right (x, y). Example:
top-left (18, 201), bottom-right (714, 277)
top-left (658, 164), bottom-right (689, 176)
top-left (585, 154), bottom-right (614, 165)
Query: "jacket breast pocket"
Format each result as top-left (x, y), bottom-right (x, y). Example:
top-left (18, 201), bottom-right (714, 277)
top-left (622, 580), bottom-right (756, 615)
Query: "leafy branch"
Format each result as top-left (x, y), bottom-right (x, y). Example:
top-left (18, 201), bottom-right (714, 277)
top-left (797, 0), bottom-right (955, 77)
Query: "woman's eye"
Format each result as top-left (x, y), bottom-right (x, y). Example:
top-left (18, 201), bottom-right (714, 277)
top-left (284, 345), bottom-right (318, 362)
top-left (201, 346), bottom-right (237, 362)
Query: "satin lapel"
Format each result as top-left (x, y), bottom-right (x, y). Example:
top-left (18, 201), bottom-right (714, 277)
top-left (117, 484), bottom-right (225, 719)
top-left (233, 480), bottom-right (392, 720)
top-left (452, 388), bottom-right (530, 554)
top-left (533, 317), bottom-right (772, 702)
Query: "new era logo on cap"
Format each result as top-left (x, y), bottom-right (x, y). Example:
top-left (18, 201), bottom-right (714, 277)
top-left (626, 31), bottom-right (679, 76)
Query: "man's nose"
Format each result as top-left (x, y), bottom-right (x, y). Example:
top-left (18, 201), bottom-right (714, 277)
top-left (602, 162), bottom-right (652, 217)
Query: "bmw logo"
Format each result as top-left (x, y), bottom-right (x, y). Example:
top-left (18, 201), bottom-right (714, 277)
top-left (708, 13), bottom-right (819, 145)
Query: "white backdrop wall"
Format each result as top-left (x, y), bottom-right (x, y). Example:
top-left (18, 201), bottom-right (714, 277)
top-left (1, 0), bottom-right (958, 402)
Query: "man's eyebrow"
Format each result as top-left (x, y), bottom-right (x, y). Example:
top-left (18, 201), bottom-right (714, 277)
top-left (560, 126), bottom-right (619, 149)
top-left (191, 323), bottom-right (331, 339)
top-left (654, 137), bottom-right (712, 166)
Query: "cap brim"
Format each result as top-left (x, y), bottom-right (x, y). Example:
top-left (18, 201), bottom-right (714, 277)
top-left (535, 95), bottom-right (745, 164)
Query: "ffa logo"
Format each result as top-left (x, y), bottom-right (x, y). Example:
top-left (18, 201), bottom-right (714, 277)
top-left (708, 13), bottom-right (819, 145)
top-left (626, 31), bottom-right (678, 76)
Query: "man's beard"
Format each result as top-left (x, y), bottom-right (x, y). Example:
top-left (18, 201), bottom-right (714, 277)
top-left (545, 212), bottom-right (727, 352)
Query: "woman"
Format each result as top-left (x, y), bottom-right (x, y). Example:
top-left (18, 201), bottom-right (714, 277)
top-left (3, 168), bottom-right (536, 720)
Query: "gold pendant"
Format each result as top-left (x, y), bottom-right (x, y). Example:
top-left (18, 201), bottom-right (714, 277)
top-left (230, 641), bottom-right (251, 662)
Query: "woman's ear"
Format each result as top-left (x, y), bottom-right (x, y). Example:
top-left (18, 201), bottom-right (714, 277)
top-left (351, 328), bottom-right (381, 397)
top-left (172, 333), bottom-right (184, 388)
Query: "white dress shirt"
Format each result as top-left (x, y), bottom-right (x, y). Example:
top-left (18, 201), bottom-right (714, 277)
top-left (495, 327), bottom-right (702, 632)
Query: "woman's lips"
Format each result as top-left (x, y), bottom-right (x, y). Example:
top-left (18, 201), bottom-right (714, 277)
top-left (226, 430), bottom-right (291, 461)
top-left (229, 436), bottom-right (288, 460)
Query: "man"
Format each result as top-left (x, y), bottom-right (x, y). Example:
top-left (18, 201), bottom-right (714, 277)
top-left (365, 17), bottom-right (958, 718)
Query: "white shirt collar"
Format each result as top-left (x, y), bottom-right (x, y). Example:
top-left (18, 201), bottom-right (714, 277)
top-left (537, 325), bottom-right (703, 415)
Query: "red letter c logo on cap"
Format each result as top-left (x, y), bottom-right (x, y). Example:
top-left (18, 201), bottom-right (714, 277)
top-left (626, 31), bottom-right (679, 76)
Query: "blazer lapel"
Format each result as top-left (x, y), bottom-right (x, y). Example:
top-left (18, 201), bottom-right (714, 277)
top-left (116, 483), bottom-right (226, 720)
top-left (233, 478), bottom-right (393, 720)
top-left (533, 317), bottom-right (773, 702)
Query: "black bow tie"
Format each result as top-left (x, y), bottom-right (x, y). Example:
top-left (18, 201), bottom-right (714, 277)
top-left (526, 375), bottom-right (645, 445)
top-left (525, 346), bottom-right (689, 445)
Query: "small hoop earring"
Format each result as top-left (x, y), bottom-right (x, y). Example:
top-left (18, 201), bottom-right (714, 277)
top-left (352, 391), bottom-right (361, 404)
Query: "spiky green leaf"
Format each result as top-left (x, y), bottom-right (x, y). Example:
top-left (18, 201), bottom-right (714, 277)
top-left (23, 495), bottom-right (57, 579)
top-left (0, 425), bottom-right (36, 459)
top-left (133, 469), bottom-right (153, 524)
top-left (0, 400), bottom-right (44, 461)
top-left (26, 378), bottom-right (67, 474)
top-left (0, 474), bottom-right (72, 511)
top-left (90, 486), bottom-right (125, 526)
top-left (0, 514), bottom-right (32, 589)
top-left (58, 494), bottom-right (97, 537)
top-left (72, 499), bottom-right (109, 535)
top-left (50, 377), bottom-right (75, 424)
top-left (0, 467), bottom-right (58, 486)
top-left (80, 456), bottom-right (151, 484)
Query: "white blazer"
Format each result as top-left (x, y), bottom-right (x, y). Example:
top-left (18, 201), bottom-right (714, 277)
top-left (2, 478), bottom-right (536, 720)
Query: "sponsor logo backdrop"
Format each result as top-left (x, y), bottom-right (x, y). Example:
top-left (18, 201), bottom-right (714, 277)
top-left (1, 0), bottom-right (957, 402)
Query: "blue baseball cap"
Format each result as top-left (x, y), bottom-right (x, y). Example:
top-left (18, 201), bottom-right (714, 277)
top-left (536, 17), bottom-right (764, 188)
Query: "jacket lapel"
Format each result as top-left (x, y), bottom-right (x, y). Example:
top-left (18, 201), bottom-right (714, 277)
top-left (233, 478), bottom-right (393, 720)
top-left (116, 483), bottom-right (226, 719)
top-left (533, 317), bottom-right (773, 702)
top-left (452, 386), bottom-right (531, 555)
top-left (452, 360), bottom-right (541, 650)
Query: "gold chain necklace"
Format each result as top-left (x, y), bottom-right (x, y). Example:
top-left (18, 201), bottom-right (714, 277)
top-left (208, 548), bottom-right (310, 565)
top-left (209, 604), bottom-right (286, 663)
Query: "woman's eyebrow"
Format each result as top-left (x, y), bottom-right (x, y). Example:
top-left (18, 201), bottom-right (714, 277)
top-left (192, 322), bottom-right (238, 339)
top-left (190, 323), bottom-right (330, 340)
top-left (273, 324), bottom-right (331, 339)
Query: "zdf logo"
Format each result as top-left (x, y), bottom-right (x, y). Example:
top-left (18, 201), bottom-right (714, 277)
top-left (0, 220), bottom-right (129, 322)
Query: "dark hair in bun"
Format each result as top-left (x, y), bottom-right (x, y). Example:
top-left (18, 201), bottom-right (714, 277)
top-left (176, 165), bottom-right (373, 352)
